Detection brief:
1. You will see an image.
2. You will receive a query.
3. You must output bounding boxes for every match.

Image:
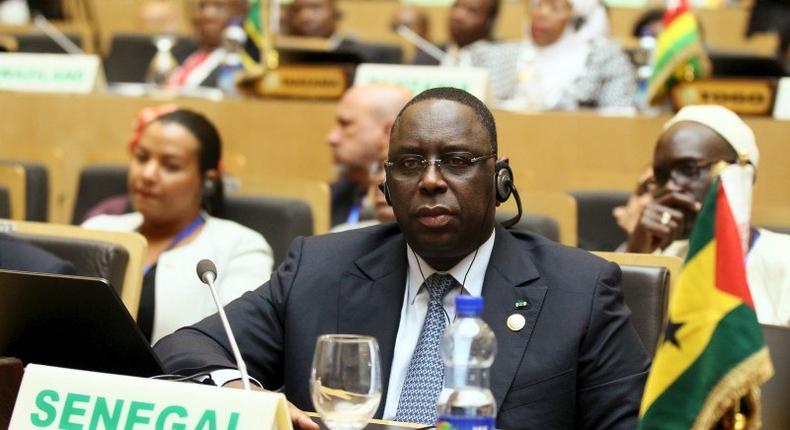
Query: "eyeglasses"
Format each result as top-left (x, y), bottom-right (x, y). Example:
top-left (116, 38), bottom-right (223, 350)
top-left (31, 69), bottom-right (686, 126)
top-left (653, 159), bottom-right (733, 187)
top-left (384, 152), bottom-right (496, 181)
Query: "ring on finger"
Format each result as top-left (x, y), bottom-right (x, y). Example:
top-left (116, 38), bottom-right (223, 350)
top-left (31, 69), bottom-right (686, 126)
top-left (660, 211), bottom-right (672, 226)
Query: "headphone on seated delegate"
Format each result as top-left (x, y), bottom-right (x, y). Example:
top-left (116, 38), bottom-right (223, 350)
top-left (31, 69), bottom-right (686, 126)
top-left (378, 158), bottom-right (523, 228)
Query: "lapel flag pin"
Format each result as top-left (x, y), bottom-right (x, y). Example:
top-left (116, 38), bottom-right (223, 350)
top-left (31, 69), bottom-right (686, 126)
top-left (515, 300), bottom-right (528, 309)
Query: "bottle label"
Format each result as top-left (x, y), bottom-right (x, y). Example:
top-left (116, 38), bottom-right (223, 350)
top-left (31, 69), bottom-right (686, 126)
top-left (436, 416), bottom-right (495, 430)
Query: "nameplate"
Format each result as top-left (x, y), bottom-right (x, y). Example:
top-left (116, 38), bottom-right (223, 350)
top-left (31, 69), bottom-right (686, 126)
top-left (354, 64), bottom-right (489, 102)
top-left (9, 364), bottom-right (292, 430)
top-left (773, 77), bottom-right (790, 120)
top-left (250, 65), bottom-right (347, 99)
top-left (671, 79), bottom-right (775, 115)
top-left (0, 53), bottom-right (103, 94)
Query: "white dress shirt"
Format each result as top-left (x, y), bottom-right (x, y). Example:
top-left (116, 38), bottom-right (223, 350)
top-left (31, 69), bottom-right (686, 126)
top-left (382, 230), bottom-right (496, 419)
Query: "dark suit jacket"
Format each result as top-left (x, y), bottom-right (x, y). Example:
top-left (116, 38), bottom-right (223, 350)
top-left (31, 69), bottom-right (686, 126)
top-left (154, 224), bottom-right (649, 429)
top-left (0, 234), bottom-right (76, 275)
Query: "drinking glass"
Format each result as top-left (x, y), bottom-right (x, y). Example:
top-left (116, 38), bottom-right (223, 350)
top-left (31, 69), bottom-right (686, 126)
top-left (310, 335), bottom-right (382, 430)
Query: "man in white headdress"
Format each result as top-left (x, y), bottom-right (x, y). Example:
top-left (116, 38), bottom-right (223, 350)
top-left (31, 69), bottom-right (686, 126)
top-left (626, 105), bottom-right (790, 327)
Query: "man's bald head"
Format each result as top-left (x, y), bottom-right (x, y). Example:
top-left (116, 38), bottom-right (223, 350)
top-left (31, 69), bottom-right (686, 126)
top-left (327, 84), bottom-right (412, 185)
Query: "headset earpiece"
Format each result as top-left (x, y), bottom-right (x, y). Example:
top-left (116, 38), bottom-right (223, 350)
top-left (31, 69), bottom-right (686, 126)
top-left (495, 159), bottom-right (513, 203)
top-left (203, 178), bottom-right (216, 198)
top-left (379, 181), bottom-right (392, 207)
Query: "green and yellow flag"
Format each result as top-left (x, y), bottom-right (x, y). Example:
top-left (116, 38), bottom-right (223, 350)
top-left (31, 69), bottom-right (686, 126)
top-left (638, 163), bottom-right (774, 430)
top-left (646, 0), bottom-right (710, 103)
top-left (242, 0), bottom-right (263, 69)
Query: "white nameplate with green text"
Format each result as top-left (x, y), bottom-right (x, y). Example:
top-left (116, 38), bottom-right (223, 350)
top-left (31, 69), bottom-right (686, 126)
top-left (10, 364), bottom-right (292, 430)
top-left (354, 64), bottom-right (489, 102)
top-left (0, 53), bottom-right (103, 93)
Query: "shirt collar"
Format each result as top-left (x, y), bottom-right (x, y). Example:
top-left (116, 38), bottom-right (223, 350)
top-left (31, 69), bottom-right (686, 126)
top-left (406, 229), bottom-right (496, 299)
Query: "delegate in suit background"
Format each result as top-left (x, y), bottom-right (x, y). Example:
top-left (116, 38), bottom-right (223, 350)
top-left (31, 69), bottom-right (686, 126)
top-left (154, 88), bottom-right (650, 430)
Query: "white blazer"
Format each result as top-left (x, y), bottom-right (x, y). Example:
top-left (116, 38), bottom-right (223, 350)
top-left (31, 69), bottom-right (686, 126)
top-left (83, 212), bottom-right (274, 343)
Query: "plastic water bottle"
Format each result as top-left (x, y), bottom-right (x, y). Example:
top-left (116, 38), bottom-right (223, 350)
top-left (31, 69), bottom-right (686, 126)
top-left (217, 19), bottom-right (247, 97)
top-left (436, 296), bottom-right (497, 430)
top-left (147, 34), bottom-right (178, 86)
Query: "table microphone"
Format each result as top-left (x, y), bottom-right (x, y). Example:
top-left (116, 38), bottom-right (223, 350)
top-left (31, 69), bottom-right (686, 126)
top-left (196, 259), bottom-right (252, 391)
top-left (32, 14), bottom-right (84, 55)
top-left (393, 25), bottom-right (445, 63)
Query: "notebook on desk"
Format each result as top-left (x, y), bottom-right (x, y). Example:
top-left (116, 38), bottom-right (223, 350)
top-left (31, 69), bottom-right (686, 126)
top-left (0, 269), bottom-right (163, 378)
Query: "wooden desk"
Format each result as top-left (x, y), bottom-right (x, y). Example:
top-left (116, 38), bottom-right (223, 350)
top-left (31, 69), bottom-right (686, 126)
top-left (0, 92), bottom-right (787, 227)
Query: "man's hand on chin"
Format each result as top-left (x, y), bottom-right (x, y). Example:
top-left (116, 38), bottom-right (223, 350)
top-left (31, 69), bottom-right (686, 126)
top-left (223, 380), bottom-right (320, 430)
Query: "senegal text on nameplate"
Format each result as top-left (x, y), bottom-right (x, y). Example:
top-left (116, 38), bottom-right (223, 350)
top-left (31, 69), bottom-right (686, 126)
top-left (354, 64), bottom-right (489, 102)
top-left (0, 53), bottom-right (101, 94)
top-left (9, 364), bottom-right (292, 430)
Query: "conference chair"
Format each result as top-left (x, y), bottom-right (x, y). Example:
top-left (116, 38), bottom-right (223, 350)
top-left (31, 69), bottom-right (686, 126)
top-left (12, 33), bottom-right (83, 53)
top-left (0, 220), bottom-right (146, 319)
top-left (0, 165), bottom-right (25, 220)
top-left (594, 252), bottom-right (682, 356)
top-left (0, 187), bottom-right (9, 219)
top-left (499, 191), bottom-right (577, 247)
top-left (104, 34), bottom-right (197, 83)
top-left (0, 161), bottom-right (48, 221)
top-left (496, 211), bottom-right (560, 243)
top-left (570, 190), bottom-right (630, 251)
top-left (236, 176), bottom-right (331, 235)
top-left (71, 164), bottom-right (128, 224)
top-left (223, 195), bottom-right (313, 268)
top-left (761, 324), bottom-right (789, 429)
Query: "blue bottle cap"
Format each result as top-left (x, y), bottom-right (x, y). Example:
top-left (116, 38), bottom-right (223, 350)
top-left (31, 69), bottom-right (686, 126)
top-left (456, 295), bottom-right (483, 317)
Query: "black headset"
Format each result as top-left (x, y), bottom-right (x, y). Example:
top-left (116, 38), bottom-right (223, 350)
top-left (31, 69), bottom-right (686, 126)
top-left (379, 158), bottom-right (523, 227)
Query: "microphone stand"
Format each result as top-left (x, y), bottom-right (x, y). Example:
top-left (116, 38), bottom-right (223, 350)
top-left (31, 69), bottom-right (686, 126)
top-left (202, 270), bottom-right (252, 391)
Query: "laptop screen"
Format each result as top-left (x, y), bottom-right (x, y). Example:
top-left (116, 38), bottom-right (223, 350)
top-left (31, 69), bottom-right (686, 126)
top-left (0, 270), bottom-right (163, 377)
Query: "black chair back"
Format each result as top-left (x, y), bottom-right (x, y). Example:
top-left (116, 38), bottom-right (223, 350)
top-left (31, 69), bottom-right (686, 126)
top-left (6, 232), bottom-right (129, 297)
top-left (72, 165), bottom-right (128, 224)
top-left (497, 211), bottom-right (560, 243)
top-left (0, 161), bottom-right (48, 222)
top-left (619, 264), bottom-right (670, 356)
top-left (0, 187), bottom-right (9, 219)
top-left (570, 190), bottom-right (630, 251)
top-left (104, 34), bottom-right (197, 83)
top-left (223, 195), bottom-right (313, 267)
top-left (762, 324), bottom-right (790, 429)
top-left (13, 33), bottom-right (82, 53)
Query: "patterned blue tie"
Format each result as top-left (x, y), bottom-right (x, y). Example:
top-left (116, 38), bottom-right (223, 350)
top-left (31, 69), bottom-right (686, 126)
top-left (395, 273), bottom-right (459, 424)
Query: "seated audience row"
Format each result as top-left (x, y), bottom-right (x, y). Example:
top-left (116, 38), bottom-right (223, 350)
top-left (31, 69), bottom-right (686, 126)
top-left (157, 0), bottom-right (636, 111)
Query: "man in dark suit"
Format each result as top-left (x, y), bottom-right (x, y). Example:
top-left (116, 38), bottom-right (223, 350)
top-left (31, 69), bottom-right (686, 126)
top-left (413, 0), bottom-right (500, 66)
top-left (284, 0), bottom-right (403, 64)
top-left (0, 234), bottom-right (75, 275)
top-left (155, 88), bottom-right (649, 429)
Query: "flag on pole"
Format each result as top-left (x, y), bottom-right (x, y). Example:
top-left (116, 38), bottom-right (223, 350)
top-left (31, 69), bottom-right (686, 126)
top-left (645, 0), bottom-right (710, 103)
top-left (242, 0), bottom-right (263, 69)
top-left (638, 163), bottom-right (774, 430)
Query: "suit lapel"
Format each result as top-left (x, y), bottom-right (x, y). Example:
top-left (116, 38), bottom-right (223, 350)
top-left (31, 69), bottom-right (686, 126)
top-left (338, 234), bottom-right (407, 418)
top-left (482, 226), bottom-right (548, 407)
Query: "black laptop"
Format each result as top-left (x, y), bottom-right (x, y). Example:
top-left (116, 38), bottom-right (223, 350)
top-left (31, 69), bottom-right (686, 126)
top-left (0, 270), bottom-right (163, 377)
